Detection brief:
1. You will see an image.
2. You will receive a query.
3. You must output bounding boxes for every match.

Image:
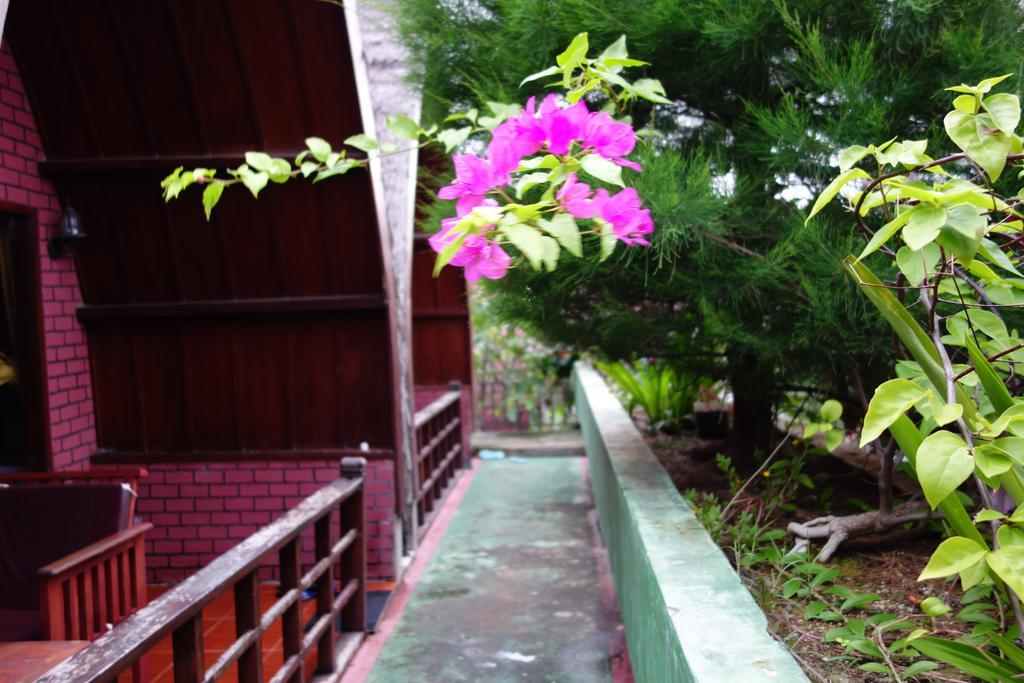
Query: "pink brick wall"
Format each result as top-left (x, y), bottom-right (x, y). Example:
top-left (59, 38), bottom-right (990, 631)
top-left (0, 42), bottom-right (96, 471)
top-left (138, 459), bottom-right (398, 583)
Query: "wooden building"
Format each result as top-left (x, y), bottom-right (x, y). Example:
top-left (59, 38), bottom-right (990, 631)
top-left (0, 0), bottom-right (473, 583)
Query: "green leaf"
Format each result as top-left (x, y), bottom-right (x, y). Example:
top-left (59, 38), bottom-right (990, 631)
top-left (344, 134), bottom-right (377, 153)
top-left (386, 114), bottom-right (421, 141)
top-left (896, 243), bottom-right (941, 286)
top-left (938, 203), bottom-right (986, 264)
top-left (920, 596), bottom-right (952, 617)
top-left (858, 204), bottom-right (917, 260)
top-left (820, 399), bottom-right (843, 423)
top-left (903, 204), bottom-right (946, 251)
top-left (976, 509), bottom-right (1006, 523)
top-left (519, 65), bottom-right (560, 87)
top-left (995, 438), bottom-right (1024, 466)
top-left (843, 258), bottom-right (979, 425)
top-left (515, 172), bottom-right (551, 199)
top-left (201, 182), bottom-right (224, 220)
top-left (977, 74), bottom-right (1014, 93)
top-left (580, 154), bottom-right (624, 187)
top-left (903, 661), bottom-right (940, 677)
top-left (437, 126), bottom-right (472, 153)
top-left (300, 161), bottom-right (319, 178)
top-left (837, 145), bottom-right (868, 172)
top-left (926, 392), bottom-right (963, 427)
top-left (240, 170), bottom-right (269, 198)
top-left (911, 637), bottom-right (1021, 682)
top-left (244, 152), bottom-right (274, 172)
top-left (840, 592), bottom-right (880, 612)
top-left (999, 524), bottom-right (1024, 547)
top-left (313, 161), bottom-right (355, 182)
top-left (803, 600), bottom-right (827, 619)
top-left (306, 137), bottom-right (332, 162)
top-left (945, 109), bottom-right (977, 151)
top-left (555, 32), bottom-right (589, 69)
top-left (974, 444), bottom-right (1014, 478)
top-left (979, 238), bottom-right (1023, 276)
top-left (919, 536), bottom-right (988, 580)
top-left (501, 223), bottom-right (554, 270)
top-left (988, 633), bottom-right (1024, 670)
top-left (969, 335), bottom-right (1015, 416)
top-left (957, 602), bottom-right (998, 624)
top-left (810, 566), bottom-right (840, 588)
top-left (986, 546), bottom-right (1024, 600)
top-left (860, 378), bottom-right (927, 446)
top-left (954, 94), bottom-right (979, 114)
top-left (266, 158), bottom-right (291, 183)
top-left (538, 213), bottom-right (582, 258)
top-left (631, 78), bottom-right (671, 104)
top-left (969, 127), bottom-right (1013, 182)
top-left (857, 663), bottom-right (890, 674)
top-left (916, 430), bottom-right (973, 509)
top-left (806, 168), bottom-right (870, 224)
top-left (983, 93), bottom-right (1021, 134)
top-left (824, 429), bottom-right (843, 451)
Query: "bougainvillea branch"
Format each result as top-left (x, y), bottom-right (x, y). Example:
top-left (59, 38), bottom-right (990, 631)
top-left (161, 33), bottom-right (664, 282)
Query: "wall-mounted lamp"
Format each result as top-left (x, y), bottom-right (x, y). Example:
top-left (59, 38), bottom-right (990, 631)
top-left (48, 201), bottom-right (86, 259)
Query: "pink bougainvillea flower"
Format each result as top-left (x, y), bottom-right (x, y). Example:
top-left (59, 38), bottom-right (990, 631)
top-left (488, 97), bottom-right (545, 180)
top-left (427, 211), bottom-right (511, 282)
top-left (537, 94), bottom-right (589, 155)
top-left (438, 154), bottom-right (500, 212)
top-left (583, 112), bottom-right (637, 159)
top-left (556, 173), bottom-right (599, 219)
top-left (591, 187), bottom-right (654, 246)
top-left (462, 237), bottom-right (512, 281)
top-left (614, 157), bottom-right (644, 173)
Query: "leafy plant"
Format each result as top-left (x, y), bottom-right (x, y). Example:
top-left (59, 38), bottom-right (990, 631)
top-left (472, 287), bottom-right (577, 429)
top-left (812, 74), bottom-right (1024, 679)
top-left (597, 359), bottom-right (697, 432)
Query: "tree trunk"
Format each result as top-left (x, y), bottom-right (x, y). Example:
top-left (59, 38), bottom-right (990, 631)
top-left (729, 357), bottom-right (775, 465)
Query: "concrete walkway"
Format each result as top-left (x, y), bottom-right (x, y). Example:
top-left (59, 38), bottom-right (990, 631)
top-left (365, 457), bottom-right (629, 682)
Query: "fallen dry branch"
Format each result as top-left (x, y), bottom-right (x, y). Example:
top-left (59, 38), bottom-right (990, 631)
top-left (788, 503), bottom-right (938, 562)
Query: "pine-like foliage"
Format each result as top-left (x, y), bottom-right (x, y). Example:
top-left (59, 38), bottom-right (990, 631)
top-left (395, 0), bottom-right (1024, 415)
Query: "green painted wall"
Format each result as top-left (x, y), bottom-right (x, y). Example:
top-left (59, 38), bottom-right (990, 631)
top-left (575, 365), bottom-right (807, 683)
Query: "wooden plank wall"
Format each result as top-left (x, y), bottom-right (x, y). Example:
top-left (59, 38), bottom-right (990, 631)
top-left (8, 0), bottom-right (400, 466)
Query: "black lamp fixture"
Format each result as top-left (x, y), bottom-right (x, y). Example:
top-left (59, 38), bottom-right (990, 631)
top-left (48, 199), bottom-right (86, 259)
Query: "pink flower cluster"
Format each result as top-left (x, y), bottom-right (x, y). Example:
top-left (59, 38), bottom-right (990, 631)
top-left (430, 94), bottom-right (653, 281)
top-left (428, 199), bottom-right (511, 282)
top-left (557, 173), bottom-right (653, 246)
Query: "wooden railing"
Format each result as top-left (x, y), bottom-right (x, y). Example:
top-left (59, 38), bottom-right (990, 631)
top-left (413, 383), bottom-right (464, 538)
top-left (37, 459), bottom-right (368, 683)
top-left (39, 523), bottom-right (151, 642)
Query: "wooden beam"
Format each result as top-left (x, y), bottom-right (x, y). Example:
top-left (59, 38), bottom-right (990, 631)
top-left (91, 448), bottom-right (395, 464)
top-left (39, 152), bottom-right (303, 174)
top-left (412, 307), bottom-right (469, 319)
top-left (77, 295), bottom-right (387, 322)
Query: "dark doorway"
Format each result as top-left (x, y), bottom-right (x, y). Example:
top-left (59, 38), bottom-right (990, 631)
top-left (0, 210), bottom-right (48, 471)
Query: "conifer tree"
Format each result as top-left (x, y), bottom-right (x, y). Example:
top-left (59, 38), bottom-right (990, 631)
top-left (395, 0), bottom-right (1024, 452)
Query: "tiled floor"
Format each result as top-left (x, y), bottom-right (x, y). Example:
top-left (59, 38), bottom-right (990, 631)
top-left (122, 585), bottom-right (320, 683)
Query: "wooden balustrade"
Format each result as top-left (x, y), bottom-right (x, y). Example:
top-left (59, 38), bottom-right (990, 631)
top-left (36, 459), bottom-right (368, 683)
top-left (413, 384), bottom-right (465, 538)
top-left (39, 523), bottom-right (151, 642)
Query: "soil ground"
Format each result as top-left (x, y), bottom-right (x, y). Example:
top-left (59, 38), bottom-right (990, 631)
top-left (647, 431), bottom-right (970, 682)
